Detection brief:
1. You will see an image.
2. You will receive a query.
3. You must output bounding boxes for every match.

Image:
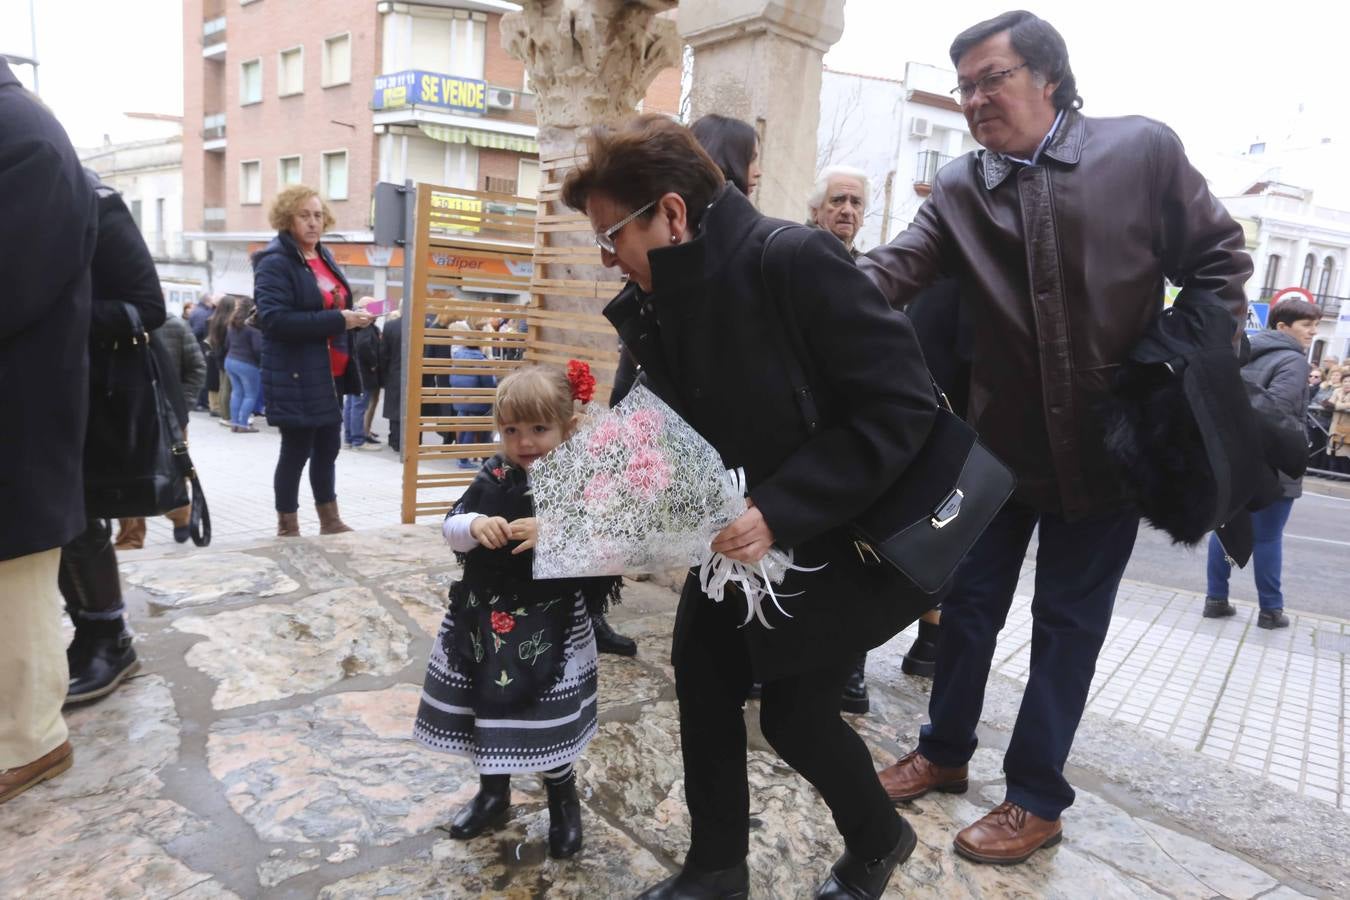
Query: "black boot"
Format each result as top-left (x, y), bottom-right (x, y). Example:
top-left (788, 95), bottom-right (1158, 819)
top-left (1257, 609), bottom-right (1290, 629)
top-left (1203, 596), bottom-right (1236, 618)
top-left (901, 619), bottom-right (940, 678)
top-left (65, 618), bottom-right (140, 705)
top-left (546, 771), bottom-right (583, 859)
top-left (841, 654), bottom-right (869, 714)
top-left (637, 860), bottom-right (750, 899)
top-left (592, 612), bottom-right (638, 657)
top-left (449, 774), bottom-right (510, 839)
top-left (60, 519), bottom-right (139, 706)
top-left (815, 816), bottom-right (918, 899)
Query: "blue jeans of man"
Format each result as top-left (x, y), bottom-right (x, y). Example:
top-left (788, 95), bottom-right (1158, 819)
top-left (917, 501), bottom-right (1140, 821)
top-left (223, 356), bottom-right (261, 427)
top-left (343, 393), bottom-right (369, 446)
top-left (1206, 497), bottom-right (1294, 610)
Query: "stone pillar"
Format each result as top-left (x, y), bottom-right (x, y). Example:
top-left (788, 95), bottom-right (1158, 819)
top-left (501, 1), bottom-right (680, 357)
top-left (679, 0), bottom-right (846, 222)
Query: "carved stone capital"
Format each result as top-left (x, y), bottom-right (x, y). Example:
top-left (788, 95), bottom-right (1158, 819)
top-left (502, 0), bottom-right (681, 131)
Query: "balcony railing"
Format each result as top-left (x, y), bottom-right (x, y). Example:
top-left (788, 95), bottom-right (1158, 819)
top-left (202, 16), bottom-right (226, 47)
top-left (914, 150), bottom-right (954, 187)
top-left (1258, 287), bottom-right (1345, 320)
top-left (202, 113), bottom-right (226, 142)
top-left (142, 232), bottom-right (196, 260)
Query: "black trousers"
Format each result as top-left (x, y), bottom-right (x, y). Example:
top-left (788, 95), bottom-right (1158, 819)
top-left (274, 423), bottom-right (341, 513)
top-left (674, 580), bottom-right (902, 869)
top-left (58, 518), bottom-right (124, 624)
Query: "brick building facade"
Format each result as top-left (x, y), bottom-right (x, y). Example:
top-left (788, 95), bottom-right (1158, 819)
top-left (183, 0), bottom-right (680, 300)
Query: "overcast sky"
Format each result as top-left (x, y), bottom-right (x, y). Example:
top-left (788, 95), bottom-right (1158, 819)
top-left (4, 0), bottom-right (1348, 162)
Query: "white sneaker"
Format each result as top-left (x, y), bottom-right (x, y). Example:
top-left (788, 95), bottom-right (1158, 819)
top-left (355, 442), bottom-right (382, 452)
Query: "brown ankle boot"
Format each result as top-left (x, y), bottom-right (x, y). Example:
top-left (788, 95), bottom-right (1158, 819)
top-left (277, 512), bottom-right (301, 537)
top-left (315, 501), bottom-right (353, 535)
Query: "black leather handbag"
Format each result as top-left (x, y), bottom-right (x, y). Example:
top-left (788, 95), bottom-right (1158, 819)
top-left (761, 226), bottom-right (1015, 594)
top-left (84, 303), bottom-right (211, 545)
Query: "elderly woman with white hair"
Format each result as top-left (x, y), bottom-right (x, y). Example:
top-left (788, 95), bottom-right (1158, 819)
top-left (808, 164), bottom-right (870, 257)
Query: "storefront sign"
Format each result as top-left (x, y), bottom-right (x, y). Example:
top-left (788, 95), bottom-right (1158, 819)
top-left (372, 70), bottom-right (487, 115)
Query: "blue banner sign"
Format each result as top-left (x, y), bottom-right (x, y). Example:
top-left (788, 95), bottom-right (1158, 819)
top-left (373, 70), bottom-right (487, 115)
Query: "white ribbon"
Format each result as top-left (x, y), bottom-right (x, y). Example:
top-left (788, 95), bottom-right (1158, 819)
top-left (697, 469), bottom-right (827, 628)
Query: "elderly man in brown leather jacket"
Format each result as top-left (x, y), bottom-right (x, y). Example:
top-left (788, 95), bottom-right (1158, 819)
top-left (859, 11), bottom-right (1252, 866)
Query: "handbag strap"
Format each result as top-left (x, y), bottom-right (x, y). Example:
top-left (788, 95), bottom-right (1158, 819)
top-left (758, 226), bottom-right (954, 434)
top-left (173, 441), bottom-right (212, 547)
top-left (759, 225), bottom-right (823, 435)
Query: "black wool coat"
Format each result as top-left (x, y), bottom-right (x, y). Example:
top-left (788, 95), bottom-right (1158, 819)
top-left (0, 60), bottom-right (99, 561)
top-left (379, 314), bottom-right (403, 421)
top-left (253, 232), bottom-right (355, 428)
top-left (604, 185), bottom-right (938, 680)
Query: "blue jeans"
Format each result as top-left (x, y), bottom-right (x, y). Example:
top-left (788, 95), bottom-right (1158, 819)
top-left (1206, 498), bottom-right (1294, 610)
top-left (917, 501), bottom-right (1140, 821)
top-left (343, 393), bottom-right (369, 445)
top-left (223, 356), bottom-right (261, 427)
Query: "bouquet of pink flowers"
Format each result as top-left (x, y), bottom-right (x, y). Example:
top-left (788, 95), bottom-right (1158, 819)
top-left (530, 385), bottom-right (746, 578)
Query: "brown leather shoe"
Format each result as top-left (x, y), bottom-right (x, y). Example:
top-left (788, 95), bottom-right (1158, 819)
top-left (0, 741), bottom-right (73, 805)
top-left (315, 501), bottom-right (353, 535)
top-left (877, 749), bottom-right (968, 803)
top-left (953, 801), bottom-right (1062, 865)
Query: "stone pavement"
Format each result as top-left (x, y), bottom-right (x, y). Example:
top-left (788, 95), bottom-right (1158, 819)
top-left (3, 525), bottom-right (1348, 899)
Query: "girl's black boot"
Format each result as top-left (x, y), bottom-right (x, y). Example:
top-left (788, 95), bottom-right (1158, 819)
top-left (546, 772), bottom-right (583, 858)
top-left (449, 774), bottom-right (510, 839)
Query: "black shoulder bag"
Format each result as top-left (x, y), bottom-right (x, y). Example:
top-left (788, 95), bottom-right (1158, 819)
top-left (84, 303), bottom-right (212, 546)
top-left (760, 226), bottom-right (1014, 594)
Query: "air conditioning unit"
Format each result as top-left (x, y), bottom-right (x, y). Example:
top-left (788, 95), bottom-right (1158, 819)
top-left (487, 89), bottom-right (516, 111)
top-left (910, 117), bottom-right (933, 138)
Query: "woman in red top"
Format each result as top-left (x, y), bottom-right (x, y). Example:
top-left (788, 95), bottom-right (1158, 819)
top-left (253, 187), bottom-right (374, 536)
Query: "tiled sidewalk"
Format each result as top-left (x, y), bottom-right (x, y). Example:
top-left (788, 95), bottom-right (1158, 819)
top-left (993, 568), bottom-right (1348, 813)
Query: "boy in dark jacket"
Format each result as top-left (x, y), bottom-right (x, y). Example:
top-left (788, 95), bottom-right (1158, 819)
top-left (1203, 299), bottom-right (1319, 628)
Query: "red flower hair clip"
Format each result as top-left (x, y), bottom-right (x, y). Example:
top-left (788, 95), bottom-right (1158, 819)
top-left (567, 359), bottom-right (596, 404)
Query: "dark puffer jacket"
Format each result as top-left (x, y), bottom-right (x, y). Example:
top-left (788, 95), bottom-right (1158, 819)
top-left (1243, 330), bottom-right (1312, 499)
top-left (252, 232), bottom-right (353, 428)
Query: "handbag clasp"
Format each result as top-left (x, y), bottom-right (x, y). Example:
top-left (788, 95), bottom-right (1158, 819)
top-left (930, 489), bottom-right (964, 529)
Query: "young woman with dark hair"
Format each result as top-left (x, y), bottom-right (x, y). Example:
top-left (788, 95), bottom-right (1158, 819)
top-left (223, 296), bottom-right (264, 433)
top-left (690, 114), bottom-right (762, 197)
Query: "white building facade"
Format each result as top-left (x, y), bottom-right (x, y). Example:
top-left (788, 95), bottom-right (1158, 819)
top-left (1220, 181), bottom-right (1350, 364)
top-left (80, 119), bottom-right (211, 315)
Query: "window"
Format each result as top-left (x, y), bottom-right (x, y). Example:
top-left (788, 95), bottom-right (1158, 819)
top-left (278, 47), bottom-right (304, 96)
top-left (409, 13), bottom-right (486, 79)
top-left (321, 150), bottom-right (348, 201)
top-left (1317, 257), bottom-right (1335, 301)
top-left (240, 59), bottom-right (262, 105)
top-left (278, 155), bottom-right (302, 186)
top-left (323, 33), bottom-right (351, 87)
top-left (1301, 253), bottom-right (1316, 290)
top-left (406, 135), bottom-right (447, 187)
top-left (240, 160), bottom-right (262, 205)
top-left (1262, 254), bottom-right (1281, 295)
top-left (129, 198), bottom-right (143, 229)
top-left (517, 158), bottom-right (541, 200)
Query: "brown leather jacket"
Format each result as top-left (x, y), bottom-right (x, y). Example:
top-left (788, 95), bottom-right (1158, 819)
top-left (859, 110), bottom-right (1252, 521)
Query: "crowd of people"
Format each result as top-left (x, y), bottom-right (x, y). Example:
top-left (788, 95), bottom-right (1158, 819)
top-left (0, 8), bottom-right (1335, 899)
top-left (1309, 357), bottom-right (1350, 472)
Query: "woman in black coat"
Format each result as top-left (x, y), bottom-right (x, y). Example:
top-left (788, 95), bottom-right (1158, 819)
top-left (563, 116), bottom-right (937, 900)
top-left (253, 186), bottom-right (374, 536)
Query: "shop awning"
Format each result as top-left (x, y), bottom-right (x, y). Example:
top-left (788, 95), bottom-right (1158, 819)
top-left (418, 123), bottom-right (539, 154)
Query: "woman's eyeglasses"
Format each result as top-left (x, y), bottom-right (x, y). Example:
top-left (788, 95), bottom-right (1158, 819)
top-left (595, 199), bottom-right (658, 254)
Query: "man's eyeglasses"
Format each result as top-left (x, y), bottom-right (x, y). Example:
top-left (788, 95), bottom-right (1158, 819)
top-left (594, 198), bottom-right (658, 254)
top-left (950, 62), bottom-right (1029, 102)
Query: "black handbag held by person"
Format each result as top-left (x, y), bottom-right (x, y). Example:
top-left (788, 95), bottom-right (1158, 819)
top-left (760, 226), bottom-right (1015, 594)
top-left (84, 303), bottom-right (211, 545)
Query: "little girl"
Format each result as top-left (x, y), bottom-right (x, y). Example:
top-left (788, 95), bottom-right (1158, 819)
top-left (414, 363), bottom-right (620, 859)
